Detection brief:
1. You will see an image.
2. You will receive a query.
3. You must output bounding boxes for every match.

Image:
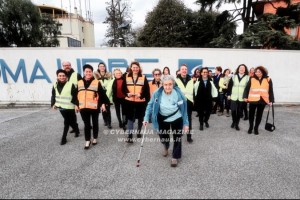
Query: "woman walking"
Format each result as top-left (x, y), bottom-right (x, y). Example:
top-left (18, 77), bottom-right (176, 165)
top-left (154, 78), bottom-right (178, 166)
top-left (143, 75), bottom-right (189, 167)
top-left (122, 61), bottom-right (150, 142)
top-left (243, 66), bottom-right (274, 135)
top-left (227, 64), bottom-right (249, 131)
top-left (51, 69), bottom-right (80, 145)
top-left (94, 62), bottom-right (113, 129)
top-left (194, 67), bottom-right (218, 130)
top-left (218, 68), bottom-right (231, 117)
top-left (112, 69), bottom-right (127, 129)
top-left (77, 64), bottom-right (110, 149)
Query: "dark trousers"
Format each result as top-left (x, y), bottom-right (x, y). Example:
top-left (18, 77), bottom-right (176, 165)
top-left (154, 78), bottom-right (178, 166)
top-left (231, 100), bottom-right (244, 125)
top-left (59, 109), bottom-right (79, 140)
top-left (127, 118), bottom-right (143, 138)
top-left (80, 109), bottom-right (99, 141)
top-left (187, 100), bottom-right (193, 139)
top-left (249, 103), bottom-right (266, 130)
top-left (219, 93), bottom-right (230, 113)
top-left (241, 102), bottom-right (248, 118)
top-left (102, 104), bottom-right (111, 126)
top-left (212, 93), bottom-right (221, 112)
top-left (114, 98), bottom-right (126, 126)
top-left (158, 117), bottom-right (183, 159)
top-left (198, 102), bottom-right (212, 125)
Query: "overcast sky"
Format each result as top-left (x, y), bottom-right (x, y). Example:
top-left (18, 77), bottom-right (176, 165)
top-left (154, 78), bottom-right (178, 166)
top-left (31, 0), bottom-right (242, 47)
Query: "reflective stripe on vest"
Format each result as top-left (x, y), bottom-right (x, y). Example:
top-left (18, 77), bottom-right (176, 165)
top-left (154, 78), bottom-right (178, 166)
top-left (248, 78), bottom-right (270, 103)
top-left (125, 75), bottom-right (146, 102)
top-left (231, 75), bottom-right (249, 101)
top-left (77, 80), bottom-right (99, 109)
top-left (175, 78), bottom-right (194, 103)
top-left (54, 82), bottom-right (75, 109)
top-left (69, 72), bottom-right (78, 87)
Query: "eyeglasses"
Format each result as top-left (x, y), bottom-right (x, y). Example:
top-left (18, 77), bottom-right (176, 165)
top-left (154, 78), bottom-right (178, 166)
top-left (202, 72), bottom-right (208, 74)
top-left (154, 73), bottom-right (161, 76)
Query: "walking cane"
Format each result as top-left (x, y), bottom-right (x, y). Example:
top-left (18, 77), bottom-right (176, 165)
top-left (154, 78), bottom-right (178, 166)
top-left (136, 125), bottom-right (147, 167)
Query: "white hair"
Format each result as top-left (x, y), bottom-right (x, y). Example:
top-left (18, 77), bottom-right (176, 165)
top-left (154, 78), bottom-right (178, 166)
top-left (161, 75), bottom-right (175, 85)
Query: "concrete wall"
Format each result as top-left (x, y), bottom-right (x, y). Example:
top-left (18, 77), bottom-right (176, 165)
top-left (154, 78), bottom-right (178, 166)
top-left (0, 48), bottom-right (299, 105)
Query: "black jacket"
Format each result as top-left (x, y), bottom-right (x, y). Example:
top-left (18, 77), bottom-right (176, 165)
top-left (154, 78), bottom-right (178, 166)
top-left (194, 78), bottom-right (214, 110)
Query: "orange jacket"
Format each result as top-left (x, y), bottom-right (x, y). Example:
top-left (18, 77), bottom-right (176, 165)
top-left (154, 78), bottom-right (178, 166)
top-left (148, 80), bottom-right (161, 97)
top-left (125, 74), bottom-right (146, 102)
top-left (77, 79), bottom-right (99, 109)
top-left (248, 78), bottom-right (270, 104)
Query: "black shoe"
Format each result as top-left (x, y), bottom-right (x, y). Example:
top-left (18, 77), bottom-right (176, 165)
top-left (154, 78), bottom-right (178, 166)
top-left (137, 134), bottom-right (142, 138)
top-left (254, 129), bottom-right (259, 135)
top-left (75, 133), bottom-right (80, 138)
top-left (69, 129), bottom-right (75, 133)
top-left (187, 137), bottom-right (193, 143)
top-left (119, 123), bottom-right (123, 128)
top-left (126, 137), bottom-right (133, 143)
top-left (248, 128), bottom-right (252, 134)
top-left (60, 139), bottom-right (67, 145)
top-left (104, 122), bottom-right (107, 126)
top-left (205, 122), bottom-right (209, 128)
top-left (235, 125), bottom-right (240, 131)
top-left (195, 114), bottom-right (199, 117)
top-left (108, 125), bottom-right (112, 129)
top-left (231, 123), bottom-right (235, 128)
top-left (244, 116), bottom-right (249, 120)
top-left (199, 125), bottom-right (203, 131)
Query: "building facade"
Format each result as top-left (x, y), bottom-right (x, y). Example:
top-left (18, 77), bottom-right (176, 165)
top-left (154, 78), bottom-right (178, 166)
top-left (37, 5), bottom-right (95, 47)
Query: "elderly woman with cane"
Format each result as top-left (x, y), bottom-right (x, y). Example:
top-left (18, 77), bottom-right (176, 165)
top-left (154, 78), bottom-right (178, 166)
top-left (143, 75), bottom-right (189, 167)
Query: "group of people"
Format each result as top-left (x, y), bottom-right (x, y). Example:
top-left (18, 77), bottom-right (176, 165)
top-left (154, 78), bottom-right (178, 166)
top-left (51, 61), bottom-right (274, 167)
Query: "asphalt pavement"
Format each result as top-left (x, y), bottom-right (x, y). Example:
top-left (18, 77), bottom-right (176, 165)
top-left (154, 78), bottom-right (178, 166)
top-left (0, 105), bottom-right (299, 199)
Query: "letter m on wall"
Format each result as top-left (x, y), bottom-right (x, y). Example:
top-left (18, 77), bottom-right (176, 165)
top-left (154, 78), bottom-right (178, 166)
top-left (0, 59), bottom-right (28, 83)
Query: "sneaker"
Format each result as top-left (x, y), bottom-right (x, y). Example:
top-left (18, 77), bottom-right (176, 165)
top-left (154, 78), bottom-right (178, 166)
top-left (69, 129), bottom-right (75, 133)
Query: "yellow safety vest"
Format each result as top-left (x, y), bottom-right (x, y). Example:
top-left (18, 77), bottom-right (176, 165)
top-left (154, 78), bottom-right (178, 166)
top-left (69, 72), bottom-right (78, 87)
top-left (231, 75), bottom-right (249, 101)
top-left (175, 78), bottom-right (194, 103)
top-left (54, 82), bottom-right (75, 109)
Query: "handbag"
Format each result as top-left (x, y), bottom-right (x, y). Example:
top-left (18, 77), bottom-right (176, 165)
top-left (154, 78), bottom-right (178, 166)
top-left (157, 109), bottom-right (179, 122)
top-left (265, 105), bottom-right (275, 132)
